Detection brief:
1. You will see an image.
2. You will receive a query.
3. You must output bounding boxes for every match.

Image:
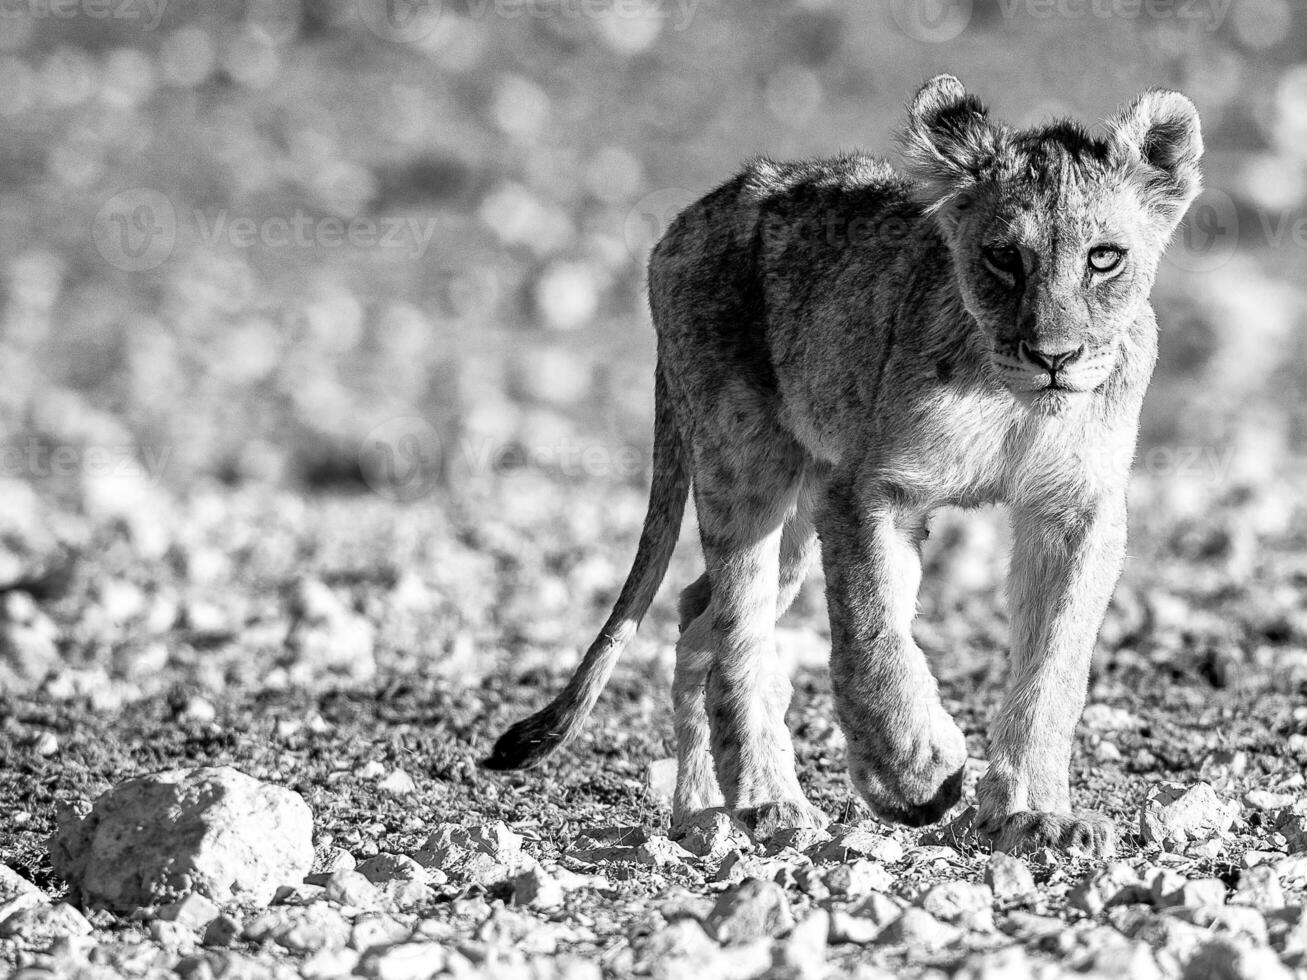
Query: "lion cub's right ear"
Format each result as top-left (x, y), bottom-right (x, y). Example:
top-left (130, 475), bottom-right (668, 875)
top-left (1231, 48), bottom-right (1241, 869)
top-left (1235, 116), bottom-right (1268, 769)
top-left (899, 74), bottom-right (998, 219)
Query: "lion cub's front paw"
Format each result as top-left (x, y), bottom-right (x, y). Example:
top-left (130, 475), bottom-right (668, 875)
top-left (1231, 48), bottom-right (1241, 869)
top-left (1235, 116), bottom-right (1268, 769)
top-left (735, 799), bottom-right (829, 841)
top-left (985, 811), bottom-right (1117, 857)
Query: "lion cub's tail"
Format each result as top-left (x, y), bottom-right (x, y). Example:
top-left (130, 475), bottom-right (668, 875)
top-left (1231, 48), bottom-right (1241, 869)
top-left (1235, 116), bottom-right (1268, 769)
top-left (482, 366), bottom-right (689, 771)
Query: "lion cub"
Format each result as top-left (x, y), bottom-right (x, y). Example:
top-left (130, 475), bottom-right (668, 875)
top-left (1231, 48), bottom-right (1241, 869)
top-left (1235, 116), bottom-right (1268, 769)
top-left (487, 75), bottom-right (1202, 856)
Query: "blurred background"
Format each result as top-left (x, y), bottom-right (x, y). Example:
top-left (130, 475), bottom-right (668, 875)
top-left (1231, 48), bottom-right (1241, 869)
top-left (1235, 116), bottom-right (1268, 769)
top-left (0, 0), bottom-right (1304, 702)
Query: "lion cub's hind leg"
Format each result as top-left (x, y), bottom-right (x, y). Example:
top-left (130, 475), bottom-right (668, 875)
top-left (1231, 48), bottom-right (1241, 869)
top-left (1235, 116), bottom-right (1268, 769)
top-left (690, 443), bottom-right (827, 838)
top-left (670, 496), bottom-right (821, 836)
top-left (670, 572), bottom-right (725, 831)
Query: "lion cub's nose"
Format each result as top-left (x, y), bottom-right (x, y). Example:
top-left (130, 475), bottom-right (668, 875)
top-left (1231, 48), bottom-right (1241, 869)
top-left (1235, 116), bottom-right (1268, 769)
top-left (1019, 342), bottom-right (1084, 373)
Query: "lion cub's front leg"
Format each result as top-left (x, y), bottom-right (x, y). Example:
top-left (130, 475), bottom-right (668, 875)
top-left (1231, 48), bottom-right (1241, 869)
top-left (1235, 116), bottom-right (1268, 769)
top-left (818, 475), bottom-right (969, 827)
top-left (976, 496), bottom-right (1127, 857)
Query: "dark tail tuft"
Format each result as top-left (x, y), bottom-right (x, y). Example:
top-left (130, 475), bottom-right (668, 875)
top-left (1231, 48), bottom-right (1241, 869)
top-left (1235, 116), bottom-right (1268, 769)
top-left (482, 365), bottom-right (689, 771)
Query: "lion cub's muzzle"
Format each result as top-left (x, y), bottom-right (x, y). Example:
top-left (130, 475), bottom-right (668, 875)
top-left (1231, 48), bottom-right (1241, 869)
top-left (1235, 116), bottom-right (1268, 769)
top-left (990, 339), bottom-right (1117, 395)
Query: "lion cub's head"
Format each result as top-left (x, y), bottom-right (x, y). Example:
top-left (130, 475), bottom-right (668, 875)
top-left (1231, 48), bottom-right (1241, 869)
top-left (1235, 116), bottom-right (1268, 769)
top-left (900, 75), bottom-right (1202, 396)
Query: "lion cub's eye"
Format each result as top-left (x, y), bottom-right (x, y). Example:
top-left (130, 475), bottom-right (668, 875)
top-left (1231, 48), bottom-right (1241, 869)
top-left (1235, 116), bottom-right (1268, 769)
top-left (1088, 245), bottom-right (1124, 273)
top-left (981, 243), bottom-right (1022, 278)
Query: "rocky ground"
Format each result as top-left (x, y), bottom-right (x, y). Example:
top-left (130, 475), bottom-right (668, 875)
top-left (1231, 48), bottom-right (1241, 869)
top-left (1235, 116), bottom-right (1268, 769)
top-left (1, 463), bottom-right (1306, 979)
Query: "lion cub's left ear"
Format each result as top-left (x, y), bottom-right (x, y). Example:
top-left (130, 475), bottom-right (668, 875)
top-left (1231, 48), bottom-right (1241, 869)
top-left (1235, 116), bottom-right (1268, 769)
top-left (900, 74), bottom-right (998, 219)
top-left (1108, 90), bottom-right (1204, 228)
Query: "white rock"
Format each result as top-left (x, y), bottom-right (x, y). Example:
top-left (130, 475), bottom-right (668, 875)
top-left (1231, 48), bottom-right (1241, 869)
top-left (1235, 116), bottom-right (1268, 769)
top-left (155, 891), bottom-right (220, 930)
top-left (1140, 782), bottom-right (1239, 845)
top-left (635, 835), bottom-right (692, 868)
top-left (921, 881), bottom-right (994, 930)
top-left (876, 907), bottom-right (960, 948)
top-left (49, 766), bottom-right (314, 911)
top-left (1244, 790), bottom-right (1296, 812)
top-left (358, 941), bottom-right (449, 979)
top-left (1182, 937), bottom-right (1292, 980)
top-left (0, 902), bottom-right (91, 945)
top-left (513, 867), bottom-right (566, 910)
top-left (985, 853), bottom-right (1036, 902)
top-left (677, 810), bottom-right (752, 860)
top-left (821, 860), bottom-right (893, 898)
top-left (0, 864), bottom-right (46, 924)
top-left (349, 912), bottom-right (412, 953)
top-left (323, 869), bottom-right (383, 910)
top-left (302, 946), bottom-right (362, 979)
top-left (811, 826), bottom-right (903, 864)
top-left (706, 878), bottom-right (794, 944)
top-left (1069, 863), bottom-right (1146, 915)
top-left (772, 909), bottom-right (827, 979)
top-left (1230, 866), bottom-right (1283, 911)
top-left (849, 890), bottom-right (904, 928)
top-left (242, 903), bottom-right (351, 953)
top-left (379, 769), bottom-right (416, 797)
top-left (356, 853), bottom-right (429, 886)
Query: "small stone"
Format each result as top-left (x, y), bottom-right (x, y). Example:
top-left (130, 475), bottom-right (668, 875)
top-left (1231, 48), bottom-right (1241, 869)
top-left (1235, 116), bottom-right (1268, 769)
top-left (849, 891), bottom-right (904, 928)
top-left (811, 826), bottom-right (903, 864)
top-left (33, 732), bottom-right (58, 756)
top-left (1140, 782), bottom-right (1239, 846)
top-left (359, 760), bottom-right (386, 780)
top-left (309, 844), bottom-right (356, 883)
top-left (636, 836), bottom-right (692, 868)
top-left (1175, 878), bottom-right (1228, 909)
top-left (921, 881), bottom-right (994, 931)
top-left (1277, 812), bottom-right (1307, 853)
top-left (349, 912), bottom-right (411, 953)
top-left (821, 860), bottom-right (893, 898)
top-left (203, 913), bottom-right (242, 947)
top-left (302, 947), bottom-right (361, 979)
top-left (149, 918), bottom-right (195, 950)
top-left (677, 810), bottom-right (751, 860)
top-left (1069, 863), bottom-right (1146, 915)
top-left (985, 853), bottom-right (1036, 902)
top-left (876, 907), bottom-right (960, 948)
top-left (0, 864), bottom-right (45, 920)
top-left (1245, 790), bottom-right (1296, 812)
top-left (954, 945), bottom-right (1037, 980)
top-left (356, 853), bottom-right (429, 886)
top-left (1172, 905), bottom-right (1269, 946)
top-left (1182, 937), bottom-right (1292, 980)
top-left (828, 910), bottom-right (883, 944)
top-left (49, 766), bottom-right (314, 911)
top-left (773, 909), bottom-right (827, 979)
top-left (1230, 866), bottom-right (1283, 911)
top-left (765, 826), bottom-right (830, 855)
top-left (378, 769), bottom-right (416, 797)
top-left (0, 902), bottom-right (92, 948)
top-left (706, 878), bottom-right (794, 944)
top-left (323, 870), bottom-right (382, 910)
top-left (512, 867), bottom-right (565, 910)
top-left (243, 903), bottom-right (351, 953)
top-left (357, 941), bottom-right (449, 979)
top-left (156, 892), bottom-right (221, 930)
top-left (646, 758), bottom-right (677, 804)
